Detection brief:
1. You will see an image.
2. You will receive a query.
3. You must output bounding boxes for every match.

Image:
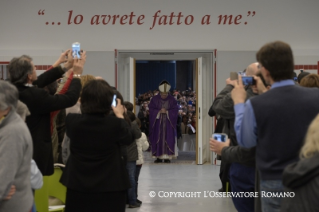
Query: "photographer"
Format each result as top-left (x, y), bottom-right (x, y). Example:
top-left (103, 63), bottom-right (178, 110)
top-left (8, 50), bottom-right (85, 176)
top-left (230, 41), bottom-right (319, 211)
top-left (210, 63), bottom-right (261, 212)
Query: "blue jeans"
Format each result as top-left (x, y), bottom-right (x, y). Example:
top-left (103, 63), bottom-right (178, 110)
top-left (229, 163), bottom-right (255, 212)
top-left (126, 161), bottom-right (137, 205)
top-left (260, 180), bottom-right (284, 212)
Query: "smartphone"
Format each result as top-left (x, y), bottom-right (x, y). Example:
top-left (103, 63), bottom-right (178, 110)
top-left (212, 133), bottom-right (228, 142)
top-left (293, 76), bottom-right (298, 82)
top-left (112, 94), bottom-right (117, 107)
top-left (230, 72), bottom-right (238, 80)
top-left (242, 76), bottom-right (256, 86)
top-left (72, 42), bottom-right (81, 58)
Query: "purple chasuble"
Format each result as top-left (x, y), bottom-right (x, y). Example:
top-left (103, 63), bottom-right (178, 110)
top-left (149, 94), bottom-right (178, 158)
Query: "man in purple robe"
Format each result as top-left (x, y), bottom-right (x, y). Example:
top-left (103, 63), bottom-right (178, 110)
top-left (149, 80), bottom-right (179, 163)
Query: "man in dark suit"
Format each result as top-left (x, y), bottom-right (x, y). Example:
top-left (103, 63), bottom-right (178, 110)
top-left (8, 50), bottom-right (85, 176)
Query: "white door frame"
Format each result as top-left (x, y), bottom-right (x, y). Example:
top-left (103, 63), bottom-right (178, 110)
top-left (115, 49), bottom-right (217, 164)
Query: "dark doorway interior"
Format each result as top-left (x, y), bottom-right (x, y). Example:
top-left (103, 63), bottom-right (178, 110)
top-left (135, 60), bottom-right (196, 163)
top-left (136, 60), bottom-right (194, 97)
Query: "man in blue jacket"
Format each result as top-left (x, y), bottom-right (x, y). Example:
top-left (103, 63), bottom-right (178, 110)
top-left (231, 41), bottom-right (319, 212)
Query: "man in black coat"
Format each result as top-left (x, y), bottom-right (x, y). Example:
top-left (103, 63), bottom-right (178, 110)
top-left (8, 50), bottom-right (85, 176)
top-left (210, 63), bottom-right (260, 212)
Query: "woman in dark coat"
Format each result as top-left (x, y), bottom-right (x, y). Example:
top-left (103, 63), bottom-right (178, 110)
top-left (60, 80), bottom-right (133, 212)
top-left (281, 114), bottom-right (319, 212)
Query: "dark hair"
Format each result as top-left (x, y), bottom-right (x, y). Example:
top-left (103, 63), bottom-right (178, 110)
top-left (182, 115), bottom-right (188, 122)
top-left (80, 80), bottom-right (113, 114)
top-left (126, 110), bottom-right (136, 122)
top-left (135, 117), bottom-right (141, 127)
top-left (114, 89), bottom-right (132, 125)
top-left (297, 72), bottom-right (310, 84)
top-left (300, 74), bottom-right (319, 88)
top-left (256, 41), bottom-right (294, 81)
top-left (123, 101), bottom-right (133, 112)
top-left (114, 90), bottom-right (124, 104)
top-left (8, 55), bottom-right (33, 84)
top-left (256, 72), bottom-right (269, 87)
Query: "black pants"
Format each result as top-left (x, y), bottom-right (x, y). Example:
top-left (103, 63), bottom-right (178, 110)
top-left (65, 189), bottom-right (126, 212)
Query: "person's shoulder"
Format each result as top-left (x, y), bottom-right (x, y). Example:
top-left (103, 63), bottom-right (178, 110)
top-left (141, 132), bottom-right (147, 140)
top-left (19, 86), bottom-right (47, 98)
top-left (66, 113), bottom-right (82, 122)
top-left (106, 114), bottom-right (127, 125)
top-left (3, 113), bottom-right (31, 140)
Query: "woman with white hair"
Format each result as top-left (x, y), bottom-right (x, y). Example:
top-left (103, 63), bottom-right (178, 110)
top-left (0, 80), bottom-right (33, 212)
top-left (281, 114), bottom-right (319, 212)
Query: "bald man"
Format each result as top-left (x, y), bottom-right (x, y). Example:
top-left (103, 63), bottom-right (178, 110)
top-left (210, 63), bottom-right (260, 212)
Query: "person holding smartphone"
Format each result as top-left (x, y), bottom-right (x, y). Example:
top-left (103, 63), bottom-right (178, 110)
top-left (231, 41), bottom-right (319, 211)
top-left (210, 62), bottom-right (261, 212)
top-left (60, 80), bottom-right (132, 212)
top-left (8, 49), bottom-right (85, 176)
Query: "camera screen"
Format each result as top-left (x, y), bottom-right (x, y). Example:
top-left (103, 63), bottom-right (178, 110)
top-left (213, 134), bottom-right (226, 142)
top-left (72, 43), bottom-right (81, 58)
top-left (242, 76), bottom-right (255, 86)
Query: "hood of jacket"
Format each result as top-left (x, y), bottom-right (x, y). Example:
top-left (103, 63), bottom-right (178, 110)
top-left (282, 154), bottom-right (319, 189)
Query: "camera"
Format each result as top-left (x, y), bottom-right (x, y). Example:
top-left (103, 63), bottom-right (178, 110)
top-left (242, 76), bottom-right (256, 86)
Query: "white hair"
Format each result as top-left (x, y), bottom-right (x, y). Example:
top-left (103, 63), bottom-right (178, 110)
top-left (0, 80), bottom-right (18, 111)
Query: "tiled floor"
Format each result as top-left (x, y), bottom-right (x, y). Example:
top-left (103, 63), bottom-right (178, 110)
top-left (129, 163), bottom-right (237, 212)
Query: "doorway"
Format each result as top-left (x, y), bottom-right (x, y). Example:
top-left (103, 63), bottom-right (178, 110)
top-left (135, 60), bottom-right (196, 162)
top-left (115, 50), bottom-right (216, 165)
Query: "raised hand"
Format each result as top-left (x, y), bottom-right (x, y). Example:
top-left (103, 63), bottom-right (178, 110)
top-left (231, 75), bottom-right (247, 105)
top-left (53, 49), bottom-right (70, 68)
top-left (73, 51), bottom-right (86, 75)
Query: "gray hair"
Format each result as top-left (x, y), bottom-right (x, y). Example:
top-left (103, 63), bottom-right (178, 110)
top-left (0, 80), bottom-right (19, 111)
top-left (8, 55), bottom-right (33, 84)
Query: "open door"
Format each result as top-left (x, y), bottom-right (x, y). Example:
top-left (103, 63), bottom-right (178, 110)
top-left (196, 57), bottom-right (212, 164)
top-left (117, 57), bottom-right (136, 113)
top-left (116, 50), bottom-right (215, 164)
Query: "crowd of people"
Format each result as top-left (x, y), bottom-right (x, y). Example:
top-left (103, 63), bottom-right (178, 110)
top-left (137, 87), bottom-right (197, 137)
top-left (209, 41), bottom-right (319, 212)
top-left (1, 40), bottom-right (319, 212)
top-left (0, 50), bottom-right (149, 211)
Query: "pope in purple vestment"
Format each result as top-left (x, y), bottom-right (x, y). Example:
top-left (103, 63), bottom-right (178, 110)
top-left (149, 80), bottom-right (178, 162)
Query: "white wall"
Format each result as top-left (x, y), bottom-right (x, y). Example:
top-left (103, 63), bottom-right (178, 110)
top-left (216, 51), bottom-right (256, 94)
top-left (1, 0), bottom-right (318, 87)
top-left (84, 51), bottom-right (115, 85)
top-left (1, 0), bottom-right (319, 52)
